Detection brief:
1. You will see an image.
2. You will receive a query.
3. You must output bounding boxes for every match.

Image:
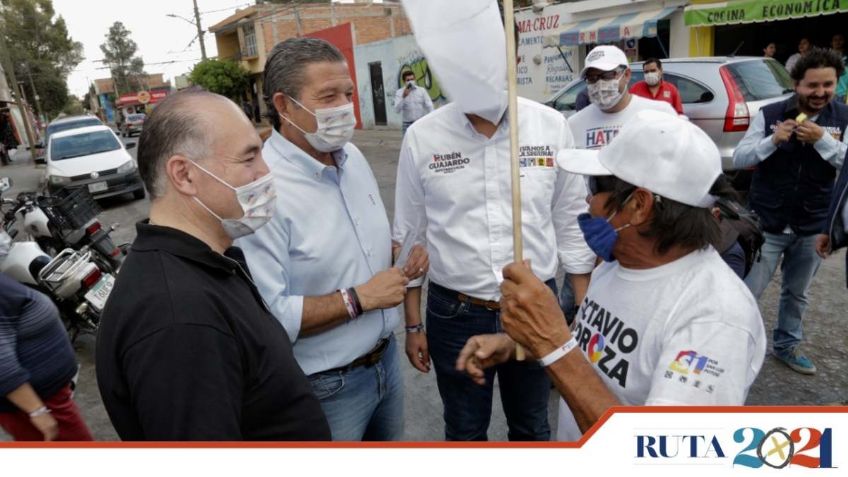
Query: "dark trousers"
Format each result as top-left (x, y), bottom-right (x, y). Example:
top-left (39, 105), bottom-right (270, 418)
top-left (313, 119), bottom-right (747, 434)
top-left (426, 282), bottom-right (553, 441)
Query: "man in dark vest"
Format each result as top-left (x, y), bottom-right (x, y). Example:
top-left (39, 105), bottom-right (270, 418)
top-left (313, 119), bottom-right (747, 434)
top-left (815, 149), bottom-right (848, 285)
top-left (733, 47), bottom-right (848, 375)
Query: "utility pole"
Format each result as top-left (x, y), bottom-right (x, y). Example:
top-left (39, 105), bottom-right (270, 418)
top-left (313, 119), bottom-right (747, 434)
top-left (0, 35), bottom-right (37, 162)
top-left (193, 0), bottom-right (208, 60)
top-left (25, 67), bottom-right (43, 125)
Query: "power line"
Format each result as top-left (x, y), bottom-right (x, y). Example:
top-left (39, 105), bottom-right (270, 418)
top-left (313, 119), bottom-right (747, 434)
top-left (200, 2), bottom-right (252, 15)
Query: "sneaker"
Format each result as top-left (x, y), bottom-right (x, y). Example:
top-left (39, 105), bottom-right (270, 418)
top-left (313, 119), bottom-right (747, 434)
top-left (773, 348), bottom-right (817, 375)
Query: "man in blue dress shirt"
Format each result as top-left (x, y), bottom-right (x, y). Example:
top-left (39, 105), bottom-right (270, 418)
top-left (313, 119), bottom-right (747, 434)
top-left (238, 38), bottom-right (427, 441)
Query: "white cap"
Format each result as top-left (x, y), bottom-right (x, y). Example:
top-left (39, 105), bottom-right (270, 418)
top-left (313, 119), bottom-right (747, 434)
top-left (580, 45), bottom-right (629, 76)
top-left (556, 110), bottom-right (722, 208)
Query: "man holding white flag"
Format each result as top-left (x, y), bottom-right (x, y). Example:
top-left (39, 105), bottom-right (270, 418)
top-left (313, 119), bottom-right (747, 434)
top-left (396, 0), bottom-right (595, 441)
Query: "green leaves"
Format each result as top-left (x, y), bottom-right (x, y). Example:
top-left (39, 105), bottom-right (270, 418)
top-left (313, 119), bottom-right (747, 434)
top-left (188, 59), bottom-right (249, 100)
top-left (100, 21), bottom-right (146, 95)
top-left (0, 0), bottom-right (83, 117)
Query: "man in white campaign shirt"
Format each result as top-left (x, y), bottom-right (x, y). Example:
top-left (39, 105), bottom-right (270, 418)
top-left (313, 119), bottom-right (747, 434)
top-left (393, 96), bottom-right (595, 441)
top-left (568, 45), bottom-right (677, 151)
top-left (455, 111), bottom-right (766, 441)
top-left (557, 45), bottom-right (678, 322)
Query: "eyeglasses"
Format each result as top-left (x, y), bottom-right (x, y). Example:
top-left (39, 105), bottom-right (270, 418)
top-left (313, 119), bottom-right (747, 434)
top-left (584, 68), bottom-right (623, 84)
top-left (586, 175), bottom-right (618, 196)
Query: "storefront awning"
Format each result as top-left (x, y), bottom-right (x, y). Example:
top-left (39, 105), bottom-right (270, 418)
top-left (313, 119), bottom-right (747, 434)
top-left (545, 7), bottom-right (678, 47)
top-left (684, 0), bottom-right (848, 27)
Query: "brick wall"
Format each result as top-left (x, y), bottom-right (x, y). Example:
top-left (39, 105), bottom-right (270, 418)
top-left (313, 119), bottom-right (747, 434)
top-left (253, 3), bottom-right (411, 52)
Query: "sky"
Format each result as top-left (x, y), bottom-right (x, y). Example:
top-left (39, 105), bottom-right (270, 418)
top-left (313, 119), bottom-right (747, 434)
top-left (53, 0), bottom-right (258, 97)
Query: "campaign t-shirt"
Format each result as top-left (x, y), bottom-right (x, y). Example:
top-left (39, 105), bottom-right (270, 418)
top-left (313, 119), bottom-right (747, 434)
top-left (568, 95), bottom-right (678, 150)
top-left (556, 247), bottom-right (766, 441)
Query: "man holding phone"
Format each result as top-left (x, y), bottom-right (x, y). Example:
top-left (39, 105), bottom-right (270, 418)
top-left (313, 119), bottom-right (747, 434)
top-left (394, 70), bottom-right (434, 136)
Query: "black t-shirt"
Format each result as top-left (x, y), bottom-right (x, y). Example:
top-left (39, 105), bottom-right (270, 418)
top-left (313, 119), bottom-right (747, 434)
top-left (96, 222), bottom-right (330, 441)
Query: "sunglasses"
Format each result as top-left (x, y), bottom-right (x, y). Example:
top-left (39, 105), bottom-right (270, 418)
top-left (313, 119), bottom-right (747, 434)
top-left (584, 68), bottom-right (624, 84)
top-left (586, 175), bottom-right (618, 196)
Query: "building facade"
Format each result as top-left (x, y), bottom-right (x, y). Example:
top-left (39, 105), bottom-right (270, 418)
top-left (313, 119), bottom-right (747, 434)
top-left (0, 62), bottom-right (34, 152)
top-left (354, 34), bottom-right (447, 129)
top-left (210, 2), bottom-right (412, 124)
top-left (684, 0), bottom-right (848, 61)
top-left (516, 0), bottom-right (689, 101)
top-left (92, 74), bottom-right (171, 123)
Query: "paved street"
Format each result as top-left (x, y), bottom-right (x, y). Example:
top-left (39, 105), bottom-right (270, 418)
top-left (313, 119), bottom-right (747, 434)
top-left (1, 127), bottom-right (846, 442)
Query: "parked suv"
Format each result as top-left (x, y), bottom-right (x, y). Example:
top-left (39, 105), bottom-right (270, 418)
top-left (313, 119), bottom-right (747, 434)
top-left (120, 113), bottom-right (146, 137)
top-left (546, 57), bottom-right (794, 175)
top-left (46, 125), bottom-right (145, 201)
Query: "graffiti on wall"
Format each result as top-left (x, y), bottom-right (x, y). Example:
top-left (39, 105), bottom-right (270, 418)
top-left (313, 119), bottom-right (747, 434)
top-left (397, 53), bottom-right (446, 103)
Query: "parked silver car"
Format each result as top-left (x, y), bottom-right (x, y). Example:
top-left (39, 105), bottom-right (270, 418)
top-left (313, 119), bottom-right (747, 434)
top-left (546, 57), bottom-right (795, 173)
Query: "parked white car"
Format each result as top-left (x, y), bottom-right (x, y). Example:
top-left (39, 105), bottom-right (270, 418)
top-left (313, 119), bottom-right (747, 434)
top-left (45, 125), bottom-right (145, 200)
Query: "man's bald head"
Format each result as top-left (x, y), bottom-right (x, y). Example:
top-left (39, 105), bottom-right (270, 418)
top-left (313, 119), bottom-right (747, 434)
top-left (138, 90), bottom-right (239, 198)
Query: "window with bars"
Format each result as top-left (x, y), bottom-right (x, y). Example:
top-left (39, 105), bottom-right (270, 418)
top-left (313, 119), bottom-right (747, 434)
top-left (243, 23), bottom-right (257, 58)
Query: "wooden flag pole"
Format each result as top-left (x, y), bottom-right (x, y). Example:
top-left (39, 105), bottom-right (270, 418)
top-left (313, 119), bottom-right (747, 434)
top-left (502, 0), bottom-right (526, 361)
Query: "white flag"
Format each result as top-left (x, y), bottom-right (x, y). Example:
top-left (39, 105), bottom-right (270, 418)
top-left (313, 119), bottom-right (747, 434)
top-left (402, 0), bottom-right (507, 124)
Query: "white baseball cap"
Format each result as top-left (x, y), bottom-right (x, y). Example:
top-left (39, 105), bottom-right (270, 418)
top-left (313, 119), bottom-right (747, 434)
top-left (556, 110), bottom-right (722, 208)
top-left (580, 45), bottom-right (629, 76)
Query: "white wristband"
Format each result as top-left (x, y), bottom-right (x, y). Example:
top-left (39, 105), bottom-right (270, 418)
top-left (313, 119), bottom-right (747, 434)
top-left (538, 337), bottom-right (578, 367)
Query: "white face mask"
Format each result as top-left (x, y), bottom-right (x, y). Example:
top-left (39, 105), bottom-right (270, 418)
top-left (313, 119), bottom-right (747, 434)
top-left (644, 72), bottom-right (661, 86)
top-left (191, 161), bottom-right (277, 239)
top-left (280, 97), bottom-right (356, 152)
top-left (587, 76), bottom-right (626, 111)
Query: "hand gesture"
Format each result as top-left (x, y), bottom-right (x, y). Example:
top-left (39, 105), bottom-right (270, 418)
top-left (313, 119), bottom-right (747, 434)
top-left (399, 244), bottom-right (429, 280)
top-left (771, 119), bottom-right (797, 145)
top-left (455, 333), bottom-right (515, 385)
top-left (500, 261), bottom-right (571, 358)
top-left (356, 268), bottom-right (409, 311)
top-left (796, 120), bottom-right (825, 144)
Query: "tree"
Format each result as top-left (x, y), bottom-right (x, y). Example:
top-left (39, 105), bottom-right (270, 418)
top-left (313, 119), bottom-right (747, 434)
top-left (0, 0), bottom-right (83, 117)
top-left (189, 59), bottom-right (249, 100)
top-left (100, 21), bottom-right (146, 95)
top-left (61, 95), bottom-right (84, 116)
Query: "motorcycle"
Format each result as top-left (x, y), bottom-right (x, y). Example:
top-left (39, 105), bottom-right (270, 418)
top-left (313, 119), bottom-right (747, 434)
top-left (5, 186), bottom-right (125, 274)
top-left (0, 177), bottom-right (115, 340)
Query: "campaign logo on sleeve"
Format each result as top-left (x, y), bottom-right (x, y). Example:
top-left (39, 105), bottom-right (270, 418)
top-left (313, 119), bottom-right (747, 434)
top-left (664, 350), bottom-right (726, 393)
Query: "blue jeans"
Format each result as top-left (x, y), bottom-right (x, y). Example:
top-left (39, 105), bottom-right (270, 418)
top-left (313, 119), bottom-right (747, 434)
top-left (426, 282), bottom-right (552, 441)
top-left (307, 335), bottom-right (403, 441)
top-left (402, 121), bottom-right (414, 135)
top-left (744, 231), bottom-right (822, 352)
top-left (558, 273), bottom-right (577, 325)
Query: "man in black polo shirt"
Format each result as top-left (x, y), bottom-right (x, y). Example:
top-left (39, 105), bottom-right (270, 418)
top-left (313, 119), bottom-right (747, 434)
top-left (733, 48), bottom-right (848, 376)
top-left (96, 90), bottom-right (330, 441)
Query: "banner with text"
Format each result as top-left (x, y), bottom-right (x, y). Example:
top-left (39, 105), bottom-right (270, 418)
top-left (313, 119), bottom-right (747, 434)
top-left (685, 0), bottom-right (848, 27)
